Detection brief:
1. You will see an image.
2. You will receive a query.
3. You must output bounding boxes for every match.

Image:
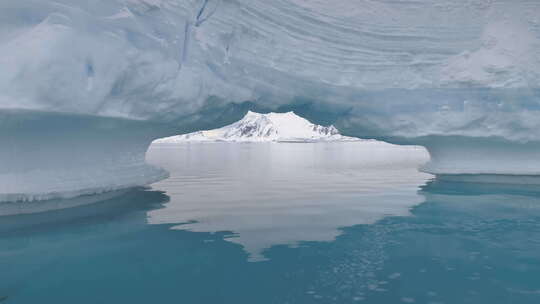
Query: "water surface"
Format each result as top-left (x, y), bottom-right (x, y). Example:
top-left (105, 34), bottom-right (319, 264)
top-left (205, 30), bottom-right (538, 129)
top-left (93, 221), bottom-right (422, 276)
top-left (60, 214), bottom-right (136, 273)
top-left (1, 142), bottom-right (539, 304)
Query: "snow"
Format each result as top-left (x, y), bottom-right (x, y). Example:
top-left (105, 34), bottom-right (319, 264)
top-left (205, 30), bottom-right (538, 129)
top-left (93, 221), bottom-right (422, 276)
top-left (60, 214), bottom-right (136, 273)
top-left (153, 111), bottom-right (362, 143)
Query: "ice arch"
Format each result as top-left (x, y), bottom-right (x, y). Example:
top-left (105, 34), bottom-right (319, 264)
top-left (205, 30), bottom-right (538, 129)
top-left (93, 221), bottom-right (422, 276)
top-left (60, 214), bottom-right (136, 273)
top-left (1, 0), bottom-right (540, 201)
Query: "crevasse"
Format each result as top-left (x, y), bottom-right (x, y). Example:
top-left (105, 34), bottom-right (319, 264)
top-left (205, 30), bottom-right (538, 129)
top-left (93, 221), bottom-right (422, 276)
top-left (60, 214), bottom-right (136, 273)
top-left (1, 0), bottom-right (540, 201)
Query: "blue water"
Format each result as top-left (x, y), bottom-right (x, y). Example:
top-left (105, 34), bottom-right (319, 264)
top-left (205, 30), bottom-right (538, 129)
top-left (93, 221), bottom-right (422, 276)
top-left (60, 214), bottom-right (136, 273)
top-left (1, 142), bottom-right (540, 303)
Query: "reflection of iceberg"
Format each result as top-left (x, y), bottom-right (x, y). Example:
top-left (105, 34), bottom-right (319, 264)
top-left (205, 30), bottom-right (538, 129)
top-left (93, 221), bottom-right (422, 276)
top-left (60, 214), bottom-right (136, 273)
top-left (2, 0), bottom-right (540, 200)
top-left (302, 178), bottom-right (540, 302)
top-left (2, 176), bottom-right (539, 303)
top-left (390, 179), bottom-right (540, 272)
top-left (146, 142), bottom-right (430, 260)
top-left (419, 179), bottom-right (540, 220)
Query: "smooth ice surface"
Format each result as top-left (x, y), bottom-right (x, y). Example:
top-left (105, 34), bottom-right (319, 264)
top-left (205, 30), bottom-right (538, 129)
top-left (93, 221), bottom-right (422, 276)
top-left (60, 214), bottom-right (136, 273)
top-left (154, 111), bottom-right (360, 142)
top-left (2, 0), bottom-right (540, 199)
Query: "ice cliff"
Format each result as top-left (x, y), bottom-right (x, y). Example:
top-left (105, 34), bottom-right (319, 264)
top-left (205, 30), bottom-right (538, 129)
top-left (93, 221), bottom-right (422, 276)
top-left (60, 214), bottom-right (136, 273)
top-left (1, 0), bottom-right (540, 201)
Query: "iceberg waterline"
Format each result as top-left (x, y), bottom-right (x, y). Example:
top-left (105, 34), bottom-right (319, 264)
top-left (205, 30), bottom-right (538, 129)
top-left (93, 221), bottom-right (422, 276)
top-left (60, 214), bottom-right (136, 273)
top-left (1, 0), bottom-right (540, 201)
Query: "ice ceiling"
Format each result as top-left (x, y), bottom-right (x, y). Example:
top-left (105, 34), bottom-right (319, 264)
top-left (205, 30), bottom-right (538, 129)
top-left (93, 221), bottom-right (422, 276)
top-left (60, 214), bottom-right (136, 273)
top-left (1, 0), bottom-right (540, 201)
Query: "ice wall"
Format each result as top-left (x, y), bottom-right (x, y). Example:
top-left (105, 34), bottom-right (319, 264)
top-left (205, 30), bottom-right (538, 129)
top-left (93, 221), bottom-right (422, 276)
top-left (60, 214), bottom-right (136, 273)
top-left (1, 0), bottom-right (540, 200)
top-left (0, 110), bottom-right (169, 202)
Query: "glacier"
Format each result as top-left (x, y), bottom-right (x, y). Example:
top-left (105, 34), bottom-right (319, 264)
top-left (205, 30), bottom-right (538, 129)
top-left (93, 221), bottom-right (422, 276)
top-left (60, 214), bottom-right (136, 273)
top-left (1, 0), bottom-right (540, 201)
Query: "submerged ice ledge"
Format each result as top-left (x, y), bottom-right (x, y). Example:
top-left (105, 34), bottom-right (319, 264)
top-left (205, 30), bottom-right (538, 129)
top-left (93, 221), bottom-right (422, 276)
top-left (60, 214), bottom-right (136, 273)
top-left (0, 163), bottom-right (167, 203)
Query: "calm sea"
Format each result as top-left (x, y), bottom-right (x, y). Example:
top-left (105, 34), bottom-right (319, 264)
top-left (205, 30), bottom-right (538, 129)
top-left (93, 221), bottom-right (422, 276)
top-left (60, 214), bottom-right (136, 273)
top-left (1, 142), bottom-right (539, 303)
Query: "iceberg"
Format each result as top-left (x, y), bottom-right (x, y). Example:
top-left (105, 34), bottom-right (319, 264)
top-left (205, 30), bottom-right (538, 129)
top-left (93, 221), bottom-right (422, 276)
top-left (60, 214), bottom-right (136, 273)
top-left (153, 111), bottom-right (361, 143)
top-left (1, 0), bottom-right (540, 200)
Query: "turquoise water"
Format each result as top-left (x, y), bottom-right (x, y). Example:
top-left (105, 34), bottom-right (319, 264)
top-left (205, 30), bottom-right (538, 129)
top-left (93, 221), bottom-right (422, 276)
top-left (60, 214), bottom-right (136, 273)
top-left (1, 142), bottom-right (540, 303)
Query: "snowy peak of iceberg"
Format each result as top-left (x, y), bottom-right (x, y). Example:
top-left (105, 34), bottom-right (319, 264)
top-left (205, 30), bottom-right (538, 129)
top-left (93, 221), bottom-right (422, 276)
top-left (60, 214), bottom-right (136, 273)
top-left (154, 111), bottom-right (360, 143)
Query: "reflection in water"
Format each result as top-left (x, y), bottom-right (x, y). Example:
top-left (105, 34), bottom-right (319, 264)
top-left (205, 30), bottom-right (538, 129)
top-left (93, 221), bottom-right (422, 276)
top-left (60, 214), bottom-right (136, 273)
top-left (146, 142), bottom-right (430, 260)
top-left (0, 143), bottom-right (539, 303)
top-left (0, 189), bottom-right (139, 217)
top-left (0, 188), bottom-right (172, 303)
top-left (274, 179), bottom-right (540, 304)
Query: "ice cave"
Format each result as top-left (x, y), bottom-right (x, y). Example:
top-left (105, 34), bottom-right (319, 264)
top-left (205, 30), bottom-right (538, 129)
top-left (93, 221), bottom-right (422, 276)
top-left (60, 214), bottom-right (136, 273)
top-left (1, 0), bottom-right (540, 201)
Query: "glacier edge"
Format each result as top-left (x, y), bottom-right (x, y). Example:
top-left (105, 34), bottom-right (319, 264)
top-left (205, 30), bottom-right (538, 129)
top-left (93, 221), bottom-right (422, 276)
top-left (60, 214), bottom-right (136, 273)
top-left (0, 110), bottom-right (170, 202)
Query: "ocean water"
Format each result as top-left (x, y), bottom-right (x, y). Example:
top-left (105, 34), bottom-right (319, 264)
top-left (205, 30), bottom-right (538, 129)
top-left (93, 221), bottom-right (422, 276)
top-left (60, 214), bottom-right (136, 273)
top-left (1, 142), bottom-right (540, 304)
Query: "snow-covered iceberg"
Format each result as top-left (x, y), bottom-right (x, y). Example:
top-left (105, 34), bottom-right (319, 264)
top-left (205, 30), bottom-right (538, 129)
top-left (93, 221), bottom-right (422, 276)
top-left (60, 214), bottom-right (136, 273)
top-left (1, 0), bottom-right (540, 201)
top-left (153, 111), bottom-right (361, 143)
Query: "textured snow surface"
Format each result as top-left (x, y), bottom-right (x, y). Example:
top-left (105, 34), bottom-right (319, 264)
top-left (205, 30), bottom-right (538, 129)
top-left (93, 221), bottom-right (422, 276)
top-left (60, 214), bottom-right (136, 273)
top-left (1, 0), bottom-right (540, 201)
top-left (154, 111), bottom-right (361, 142)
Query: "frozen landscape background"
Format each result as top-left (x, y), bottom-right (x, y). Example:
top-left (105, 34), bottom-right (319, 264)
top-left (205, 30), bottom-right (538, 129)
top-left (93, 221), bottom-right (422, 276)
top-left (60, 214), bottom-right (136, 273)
top-left (1, 0), bottom-right (540, 201)
top-left (2, 1), bottom-right (540, 303)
